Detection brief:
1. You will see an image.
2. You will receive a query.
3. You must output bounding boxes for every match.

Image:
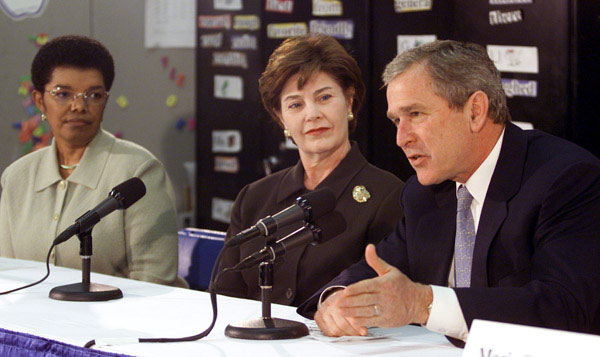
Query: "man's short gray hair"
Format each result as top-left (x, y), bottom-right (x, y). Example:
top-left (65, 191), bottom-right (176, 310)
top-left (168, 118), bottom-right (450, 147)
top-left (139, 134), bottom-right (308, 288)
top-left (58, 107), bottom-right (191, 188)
top-left (382, 40), bottom-right (510, 124)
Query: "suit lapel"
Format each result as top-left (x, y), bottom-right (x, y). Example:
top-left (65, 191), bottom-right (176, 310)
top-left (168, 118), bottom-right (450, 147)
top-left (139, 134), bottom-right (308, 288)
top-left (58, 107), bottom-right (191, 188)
top-left (471, 123), bottom-right (527, 287)
top-left (414, 181), bottom-right (456, 285)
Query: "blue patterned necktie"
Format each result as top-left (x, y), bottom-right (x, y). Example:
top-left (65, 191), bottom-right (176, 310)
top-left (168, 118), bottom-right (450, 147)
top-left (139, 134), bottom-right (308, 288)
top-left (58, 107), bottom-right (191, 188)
top-left (455, 185), bottom-right (475, 288)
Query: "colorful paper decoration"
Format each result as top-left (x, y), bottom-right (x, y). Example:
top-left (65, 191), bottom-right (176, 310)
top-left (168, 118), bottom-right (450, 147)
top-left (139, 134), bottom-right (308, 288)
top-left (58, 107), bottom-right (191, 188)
top-left (29, 33), bottom-right (49, 47)
top-left (174, 117), bottom-right (196, 132)
top-left (13, 76), bottom-right (52, 155)
top-left (175, 118), bottom-right (186, 130)
top-left (115, 95), bottom-right (129, 109)
top-left (187, 117), bottom-right (196, 131)
top-left (159, 55), bottom-right (189, 89)
top-left (166, 94), bottom-right (178, 107)
top-left (176, 74), bottom-right (185, 87)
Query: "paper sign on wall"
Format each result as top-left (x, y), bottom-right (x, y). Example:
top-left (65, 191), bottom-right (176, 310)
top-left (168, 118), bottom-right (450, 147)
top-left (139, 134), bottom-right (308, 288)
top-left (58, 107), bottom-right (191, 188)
top-left (233, 15), bottom-right (260, 30)
top-left (502, 79), bottom-right (538, 98)
top-left (198, 14), bottom-right (232, 29)
top-left (487, 45), bottom-right (539, 74)
top-left (212, 51), bottom-right (248, 69)
top-left (231, 34), bottom-right (257, 50)
top-left (145, 0), bottom-right (196, 48)
top-left (394, 0), bottom-right (432, 13)
top-left (212, 130), bottom-right (242, 153)
top-left (267, 23), bottom-right (308, 39)
top-left (214, 0), bottom-right (242, 10)
top-left (512, 121), bottom-right (534, 130)
top-left (265, 0), bottom-right (293, 13)
top-left (214, 75), bottom-right (243, 100)
top-left (309, 19), bottom-right (353, 40)
top-left (214, 156), bottom-right (240, 173)
top-left (397, 35), bottom-right (436, 54)
top-left (313, 0), bottom-right (342, 16)
top-left (489, 9), bottom-right (523, 25)
top-left (200, 32), bottom-right (223, 48)
top-left (490, 0), bottom-right (532, 4)
top-left (211, 197), bottom-right (234, 223)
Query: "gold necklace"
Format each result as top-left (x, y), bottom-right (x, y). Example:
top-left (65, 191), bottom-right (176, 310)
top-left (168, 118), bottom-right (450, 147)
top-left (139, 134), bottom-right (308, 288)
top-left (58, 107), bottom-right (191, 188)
top-left (60, 163), bottom-right (79, 170)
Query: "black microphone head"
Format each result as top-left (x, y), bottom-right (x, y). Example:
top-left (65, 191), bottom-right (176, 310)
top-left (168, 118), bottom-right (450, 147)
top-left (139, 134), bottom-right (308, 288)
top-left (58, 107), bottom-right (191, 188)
top-left (297, 187), bottom-right (336, 222)
top-left (311, 210), bottom-right (347, 245)
top-left (110, 177), bottom-right (146, 209)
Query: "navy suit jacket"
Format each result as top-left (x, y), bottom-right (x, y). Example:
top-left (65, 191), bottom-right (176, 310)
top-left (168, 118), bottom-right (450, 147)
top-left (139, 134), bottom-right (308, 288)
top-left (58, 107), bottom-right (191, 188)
top-left (298, 123), bottom-right (600, 337)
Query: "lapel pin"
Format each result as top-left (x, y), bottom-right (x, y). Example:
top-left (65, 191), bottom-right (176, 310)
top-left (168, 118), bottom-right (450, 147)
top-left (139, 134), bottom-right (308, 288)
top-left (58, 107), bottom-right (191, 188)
top-left (352, 185), bottom-right (370, 203)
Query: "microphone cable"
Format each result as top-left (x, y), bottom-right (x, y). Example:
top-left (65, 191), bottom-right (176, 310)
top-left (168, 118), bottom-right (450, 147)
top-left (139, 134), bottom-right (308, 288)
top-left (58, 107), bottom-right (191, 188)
top-left (0, 242), bottom-right (57, 295)
top-left (84, 245), bottom-right (236, 348)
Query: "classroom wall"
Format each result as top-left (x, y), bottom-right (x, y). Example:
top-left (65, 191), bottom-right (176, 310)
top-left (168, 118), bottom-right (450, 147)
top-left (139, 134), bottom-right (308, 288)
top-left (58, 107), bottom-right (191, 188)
top-left (0, 0), bottom-right (196, 223)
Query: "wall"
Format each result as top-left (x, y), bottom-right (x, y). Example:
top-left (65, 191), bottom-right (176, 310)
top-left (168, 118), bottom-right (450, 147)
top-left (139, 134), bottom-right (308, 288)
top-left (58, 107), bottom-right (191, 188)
top-left (0, 0), bottom-right (196, 223)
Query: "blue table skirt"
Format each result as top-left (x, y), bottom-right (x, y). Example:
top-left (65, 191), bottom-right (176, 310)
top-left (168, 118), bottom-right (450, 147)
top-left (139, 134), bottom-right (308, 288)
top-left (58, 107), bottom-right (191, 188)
top-left (0, 327), bottom-right (130, 357)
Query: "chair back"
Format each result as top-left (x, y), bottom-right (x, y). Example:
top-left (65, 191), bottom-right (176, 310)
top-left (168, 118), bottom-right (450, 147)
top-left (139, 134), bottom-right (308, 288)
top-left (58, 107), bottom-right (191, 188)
top-left (178, 228), bottom-right (226, 290)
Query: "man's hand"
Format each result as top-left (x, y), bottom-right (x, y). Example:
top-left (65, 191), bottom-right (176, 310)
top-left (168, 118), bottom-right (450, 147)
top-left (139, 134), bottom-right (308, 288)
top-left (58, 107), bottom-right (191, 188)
top-left (315, 244), bottom-right (432, 336)
top-left (314, 288), bottom-right (368, 336)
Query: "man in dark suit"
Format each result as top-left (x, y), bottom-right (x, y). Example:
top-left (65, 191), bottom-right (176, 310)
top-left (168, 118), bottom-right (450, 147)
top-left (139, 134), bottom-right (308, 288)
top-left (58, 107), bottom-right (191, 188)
top-left (297, 40), bottom-right (600, 344)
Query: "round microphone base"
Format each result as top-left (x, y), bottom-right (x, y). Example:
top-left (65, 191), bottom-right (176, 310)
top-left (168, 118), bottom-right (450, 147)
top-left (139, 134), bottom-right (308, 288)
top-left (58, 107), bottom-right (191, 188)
top-left (49, 282), bottom-right (123, 302)
top-left (225, 317), bottom-right (309, 340)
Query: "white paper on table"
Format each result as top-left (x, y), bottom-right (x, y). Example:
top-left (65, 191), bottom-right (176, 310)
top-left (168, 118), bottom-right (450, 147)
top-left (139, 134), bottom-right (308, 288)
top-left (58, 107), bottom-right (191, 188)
top-left (305, 320), bottom-right (403, 342)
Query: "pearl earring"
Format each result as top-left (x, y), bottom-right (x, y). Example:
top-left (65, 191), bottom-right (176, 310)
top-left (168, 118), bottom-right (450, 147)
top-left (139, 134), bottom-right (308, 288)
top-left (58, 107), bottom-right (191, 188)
top-left (347, 112), bottom-right (354, 120)
top-left (41, 113), bottom-right (47, 121)
top-left (283, 129), bottom-right (291, 139)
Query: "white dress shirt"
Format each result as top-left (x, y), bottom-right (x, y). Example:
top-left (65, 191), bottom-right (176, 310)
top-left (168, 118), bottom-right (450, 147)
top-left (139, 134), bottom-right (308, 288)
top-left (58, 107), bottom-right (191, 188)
top-left (425, 128), bottom-right (505, 341)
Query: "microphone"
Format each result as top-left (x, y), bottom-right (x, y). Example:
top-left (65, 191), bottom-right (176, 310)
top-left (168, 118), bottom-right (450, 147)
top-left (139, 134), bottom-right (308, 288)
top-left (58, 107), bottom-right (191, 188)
top-left (233, 210), bottom-right (346, 271)
top-left (225, 187), bottom-right (336, 248)
top-left (53, 177), bottom-right (146, 245)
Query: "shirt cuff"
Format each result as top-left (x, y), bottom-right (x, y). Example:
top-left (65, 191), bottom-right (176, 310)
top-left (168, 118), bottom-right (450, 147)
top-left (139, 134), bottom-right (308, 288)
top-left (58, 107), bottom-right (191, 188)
top-left (317, 285), bottom-right (346, 309)
top-left (424, 285), bottom-right (469, 341)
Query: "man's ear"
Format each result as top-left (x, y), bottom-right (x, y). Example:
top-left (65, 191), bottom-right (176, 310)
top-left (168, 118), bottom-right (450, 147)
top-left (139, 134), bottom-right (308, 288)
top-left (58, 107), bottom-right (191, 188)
top-left (466, 90), bottom-right (489, 133)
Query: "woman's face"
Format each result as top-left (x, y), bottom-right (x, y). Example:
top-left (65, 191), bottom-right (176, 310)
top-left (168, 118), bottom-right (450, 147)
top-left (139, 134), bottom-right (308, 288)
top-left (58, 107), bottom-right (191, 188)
top-left (33, 67), bottom-right (107, 148)
top-left (278, 71), bottom-right (353, 159)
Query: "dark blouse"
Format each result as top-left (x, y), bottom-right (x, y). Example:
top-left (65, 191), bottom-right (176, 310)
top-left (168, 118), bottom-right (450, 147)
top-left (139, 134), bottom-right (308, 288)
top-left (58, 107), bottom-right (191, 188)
top-left (216, 142), bottom-right (404, 306)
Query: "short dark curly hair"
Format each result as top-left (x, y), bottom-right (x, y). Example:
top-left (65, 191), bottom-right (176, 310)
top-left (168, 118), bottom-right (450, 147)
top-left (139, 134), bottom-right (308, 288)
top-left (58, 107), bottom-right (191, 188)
top-left (31, 35), bottom-right (115, 92)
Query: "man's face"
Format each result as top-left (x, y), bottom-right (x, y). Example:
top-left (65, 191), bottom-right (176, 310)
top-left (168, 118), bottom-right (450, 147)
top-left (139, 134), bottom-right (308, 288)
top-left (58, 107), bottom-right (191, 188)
top-left (386, 64), bottom-right (475, 185)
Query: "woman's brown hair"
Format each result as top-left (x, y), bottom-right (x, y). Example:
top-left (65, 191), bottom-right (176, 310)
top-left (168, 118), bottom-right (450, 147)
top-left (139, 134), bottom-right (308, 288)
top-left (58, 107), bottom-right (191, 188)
top-left (258, 33), bottom-right (365, 132)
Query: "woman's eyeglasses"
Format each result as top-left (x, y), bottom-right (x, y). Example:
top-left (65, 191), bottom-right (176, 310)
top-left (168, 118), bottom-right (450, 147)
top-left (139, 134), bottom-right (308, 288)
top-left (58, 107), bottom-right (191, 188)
top-left (46, 87), bottom-right (109, 106)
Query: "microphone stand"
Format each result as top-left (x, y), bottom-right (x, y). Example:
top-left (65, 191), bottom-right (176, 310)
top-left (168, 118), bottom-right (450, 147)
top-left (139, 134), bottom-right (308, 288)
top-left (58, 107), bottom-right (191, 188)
top-left (49, 228), bottom-right (122, 301)
top-left (224, 260), bottom-right (308, 339)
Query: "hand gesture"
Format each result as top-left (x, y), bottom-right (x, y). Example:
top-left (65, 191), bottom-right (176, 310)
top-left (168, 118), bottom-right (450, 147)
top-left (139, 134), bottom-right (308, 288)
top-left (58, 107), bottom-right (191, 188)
top-left (314, 244), bottom-right (432, 336)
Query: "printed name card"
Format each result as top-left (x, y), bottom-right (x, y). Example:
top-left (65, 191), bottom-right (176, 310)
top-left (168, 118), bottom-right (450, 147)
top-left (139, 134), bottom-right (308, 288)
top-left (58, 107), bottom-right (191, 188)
top-left (464, 319), bottom-right (600, 357)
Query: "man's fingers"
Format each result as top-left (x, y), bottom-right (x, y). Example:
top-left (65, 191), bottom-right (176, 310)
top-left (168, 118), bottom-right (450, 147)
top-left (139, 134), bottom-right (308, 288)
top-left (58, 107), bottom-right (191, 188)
top-left (318, 309), bottom-right (362, 337)
top-left (315, 310), bottom-right (339, 337)
top-left (331, 312), bottom-right (364, 336)
top-left (337, 291), bottom-right (376, 308)
top-left (343, 276), bottom-right (379, 297)
top-left (349, 316), bottom-right (383, 328)
top-left (339, 304), bottom-right (380, 318)
top-left (365, 244), bottom-right (393, 277)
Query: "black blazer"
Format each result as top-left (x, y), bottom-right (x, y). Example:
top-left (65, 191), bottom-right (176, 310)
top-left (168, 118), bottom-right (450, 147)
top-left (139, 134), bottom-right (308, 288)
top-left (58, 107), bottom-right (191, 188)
top-left (298, 123), bottom-right (600, 336)
top-left (217, 143), bottom-right (404, 306)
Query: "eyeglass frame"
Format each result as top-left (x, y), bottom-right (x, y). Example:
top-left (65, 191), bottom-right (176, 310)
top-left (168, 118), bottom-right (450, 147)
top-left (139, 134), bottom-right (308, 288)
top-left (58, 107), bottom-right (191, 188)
top-left (45, 86), bottom-right (110, 106)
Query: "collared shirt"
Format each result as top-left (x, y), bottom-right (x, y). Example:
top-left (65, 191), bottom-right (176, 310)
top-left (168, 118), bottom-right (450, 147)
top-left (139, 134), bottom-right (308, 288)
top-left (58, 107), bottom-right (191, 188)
top-left (0, 128), bottom-right (184, 286)
top-left (425, 128), bottom-right (506, 340)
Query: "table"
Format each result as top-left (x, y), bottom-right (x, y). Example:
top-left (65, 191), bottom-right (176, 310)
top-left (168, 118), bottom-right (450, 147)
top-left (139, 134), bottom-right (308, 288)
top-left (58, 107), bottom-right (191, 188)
top-left (0, 257), bottom-right (461, 356)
